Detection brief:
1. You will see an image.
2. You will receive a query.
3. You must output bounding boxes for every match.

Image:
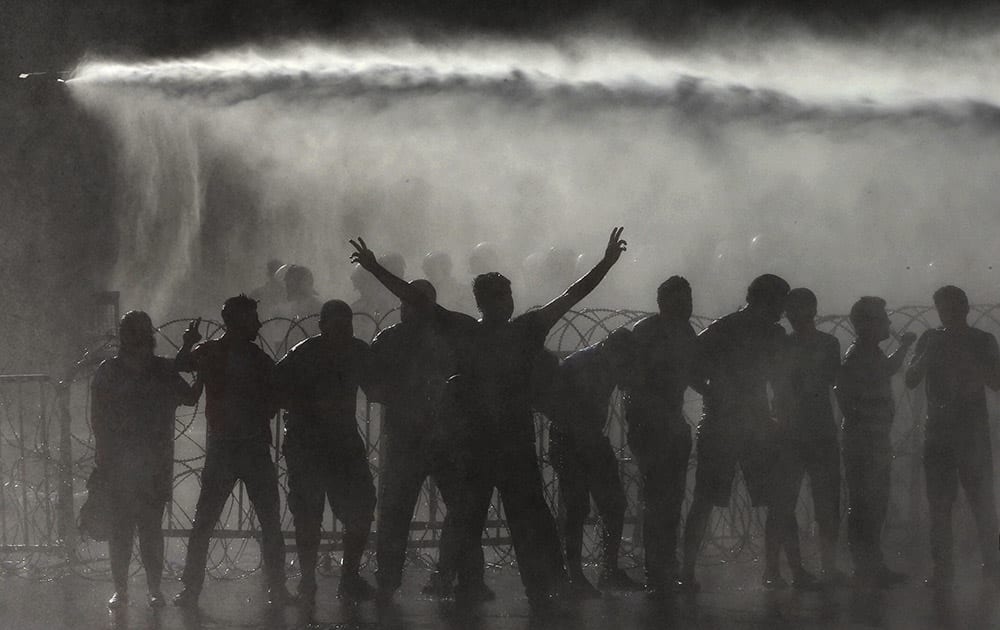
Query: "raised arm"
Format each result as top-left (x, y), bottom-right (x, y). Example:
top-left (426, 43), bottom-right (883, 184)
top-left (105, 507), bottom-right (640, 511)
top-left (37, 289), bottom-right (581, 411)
top-left (534, 227), bottom-right (627, 332)
top-left (175, 317), bottom-right (202, 373)
top-left (349, 238), bottom-right (431, 308)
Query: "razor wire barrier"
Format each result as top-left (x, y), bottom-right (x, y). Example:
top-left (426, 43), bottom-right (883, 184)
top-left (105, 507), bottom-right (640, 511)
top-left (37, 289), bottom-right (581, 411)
top-left (1, 305), bottom-right (999, 581)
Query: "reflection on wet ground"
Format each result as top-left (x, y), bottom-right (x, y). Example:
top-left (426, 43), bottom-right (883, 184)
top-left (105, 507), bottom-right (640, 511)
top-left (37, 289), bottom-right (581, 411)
top-left (2, 565), bottom-right (999, 630)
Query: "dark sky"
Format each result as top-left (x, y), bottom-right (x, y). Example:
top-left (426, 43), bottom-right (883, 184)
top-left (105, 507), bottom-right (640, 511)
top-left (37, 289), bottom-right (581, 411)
top-left (2, 0), bottom-right (997, 74)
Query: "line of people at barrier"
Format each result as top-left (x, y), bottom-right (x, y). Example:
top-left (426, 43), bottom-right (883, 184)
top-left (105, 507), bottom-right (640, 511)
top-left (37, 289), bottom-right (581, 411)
top-left (88, 226), bottom-right (1000, 614)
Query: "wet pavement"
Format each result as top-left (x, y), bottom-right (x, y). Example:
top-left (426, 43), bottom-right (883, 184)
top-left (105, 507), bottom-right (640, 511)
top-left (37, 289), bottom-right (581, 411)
top-left (2, 564), bottom-right (999, 630)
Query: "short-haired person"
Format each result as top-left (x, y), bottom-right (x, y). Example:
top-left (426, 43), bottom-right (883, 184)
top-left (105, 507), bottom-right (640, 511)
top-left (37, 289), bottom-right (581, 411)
top-left (679, 274), bottom-right (790, 591)
top-left (546, 328), bottom-right (643, 596)
top-left (905, 286), bottom-right (1000, 588)
top-left (765, 288), bottom-right (843, 588)
top-left (274, 299), bottom-right (377, 603)
top-left (625, 276), bottom-right (701, 597)
top-left (173, 295), bottom-right (292, 607)
top-left (835, 296), bottom-right (915, 587)
top-left (349, 228), bottom-right (627, 611)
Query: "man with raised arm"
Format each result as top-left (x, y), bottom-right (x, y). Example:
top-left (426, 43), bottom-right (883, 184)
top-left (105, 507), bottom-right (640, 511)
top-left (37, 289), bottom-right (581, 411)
top-left (905, 286), bottom-right (1000, 588)
top-left (348, 227), bottom-right (627, 610)
top-left (273, 300), bottom-right (377, 604)
top-left (173, 296), bottom-right (292, 608)
top-left (625, 276), bottom-right (701, 598)
top-left (678, 274), bottom-right (790, 592)
top-left (368, 279), bottom-right (491, 604)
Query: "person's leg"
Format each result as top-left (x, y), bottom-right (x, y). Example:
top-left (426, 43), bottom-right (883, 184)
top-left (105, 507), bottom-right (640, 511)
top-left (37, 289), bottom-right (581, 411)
top-left (587, 438), bottom-right (627, 575)
top-left (495, 442), bottom-right (566, 604)
top-left (842, 430), bottom-right (870, 577)
top-left (238, 441), bottom-right (287, 593)
top-left (807, 437), bottom-right (843, 576)
top-left (764, 443), bottom-right (803, 585)
top-left (108, 491), bottom-right (137, 601)
top-left (660, 428), bottom-right (693, 583)
top-left (375, 441), bottom-right (426, 593)
top-left (284, 441), bottom-right (326, 599)
top-left (179, 442), bottom-right (238, 598)
top-left (431, 458), bottom-right (489, 593)
top-left (681, 428), bottom-right (735, 587)
top-left (924, 437), bottom-right (958, 583)
top-left (955, 423), bottom-right (1000, 573)
top-left (327, 433), bottom-right (376, 595)
top-left (551, 435), bottom-right (591, 581)
top-left (868, 435), bottom-right (893, 572)
top-left (136, 499), bottom-right (167, 597)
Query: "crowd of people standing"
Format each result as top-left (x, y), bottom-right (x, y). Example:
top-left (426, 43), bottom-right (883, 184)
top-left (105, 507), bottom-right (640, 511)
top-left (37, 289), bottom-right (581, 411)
top-left (89, 227), bottom-right (1000, 616)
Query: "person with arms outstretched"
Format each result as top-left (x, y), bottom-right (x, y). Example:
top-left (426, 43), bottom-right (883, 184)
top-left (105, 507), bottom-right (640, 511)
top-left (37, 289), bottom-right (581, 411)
top-left (349, 228), bottom-right (627, 610)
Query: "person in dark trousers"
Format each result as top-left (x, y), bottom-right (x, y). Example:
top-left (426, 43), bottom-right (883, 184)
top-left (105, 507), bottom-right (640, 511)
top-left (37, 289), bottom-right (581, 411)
top-left (625, 276), bottom-right (701, 597)
top-left (369, 280), bottom-right (491, 603)
top-left (679, 274), bottom-right (790, 592)
top-left (92, 311), bottom-right (200, 610)
top-left (545, 327), bottom-right (642, 597)
top-left (905, 285), bottom-right (1000, 588)
top-left (348, 227), bottom-right (627, 611)
top-left (835, 296), bottom-right (915, 587)
top-left (173, 295), bottom-right (292, 607)
top-left (764, 288), bottom-right (842, 589)
top-left (274, 299), bottom-right (377, 604)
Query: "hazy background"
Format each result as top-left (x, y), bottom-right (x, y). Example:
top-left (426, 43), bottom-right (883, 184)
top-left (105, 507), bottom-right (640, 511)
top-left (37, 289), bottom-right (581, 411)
top-left (3, 1), bottom-right (1000, 371)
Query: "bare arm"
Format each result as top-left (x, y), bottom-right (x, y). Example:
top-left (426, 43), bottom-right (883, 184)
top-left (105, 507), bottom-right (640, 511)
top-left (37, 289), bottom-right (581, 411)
top-left (904, 331), bottom-right (933, 389)
top-left (534, 227), bottom-right (627, 332)
top-left (349, 238), bottom-right (430, 308)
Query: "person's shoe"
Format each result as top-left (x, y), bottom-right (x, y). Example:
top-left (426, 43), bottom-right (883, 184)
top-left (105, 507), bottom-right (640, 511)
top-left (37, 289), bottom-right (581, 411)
top-left (421, 574), bottom-right (454, 599)
top-left (338, 574), bottom-right (376, 602)
top-left (792, 568), bottom-right (822, 591)
top-left (108, 591), bottom-right (128, 610)
top-left (762, 571), bottom-right (788, 590)
top-left (266, 584), bottom-right (296, 606)
top-left (871, 566), bottom-right (908, 588)
top-left (147, 592), bottom-right (166, 609)
top-left (172, 588), bottom-right (199, 608)
top-left (597, 568), bottom-right (644, 591)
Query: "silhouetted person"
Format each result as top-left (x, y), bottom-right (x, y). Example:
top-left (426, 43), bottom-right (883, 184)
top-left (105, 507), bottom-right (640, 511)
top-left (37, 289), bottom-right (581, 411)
top-left (764, 288), bottom-right (841, 589)
top-left (277, 264), bottom-right (323, 319)
top-left (274, 299), bottom-right (376, 603)
top-left (349, 227), bottom-right (627, 610)
top-left (92, 311), bottom-right (200, 610)
top-left (835, 296), bottom-right (915, 587)
top-left (173, 295), bottom-right (292, 607)
top-left (351, 254), bottom-right (404, 340)
top-left (626, 276), bottom-right (701, 597)
top-left (905, 286), bottom-right (1000, 588)
top-left (249, 258), bottom-right (285, 317)
top-left (679, 274), bottom-right (790, 591)
top-left (368, 279), bottom-right (490, 603)
top-left (546, 328), bottom-right (641, 597)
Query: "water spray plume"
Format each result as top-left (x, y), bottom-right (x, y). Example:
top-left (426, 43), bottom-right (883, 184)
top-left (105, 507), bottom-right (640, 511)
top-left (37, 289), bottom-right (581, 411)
top-left (65, 34), bottom-right (1000, 319)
